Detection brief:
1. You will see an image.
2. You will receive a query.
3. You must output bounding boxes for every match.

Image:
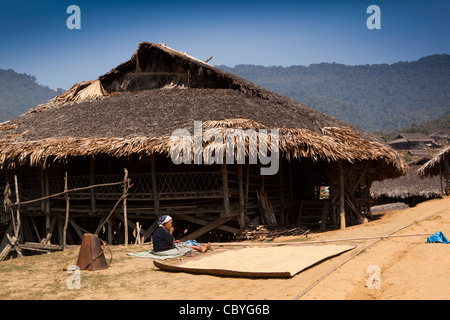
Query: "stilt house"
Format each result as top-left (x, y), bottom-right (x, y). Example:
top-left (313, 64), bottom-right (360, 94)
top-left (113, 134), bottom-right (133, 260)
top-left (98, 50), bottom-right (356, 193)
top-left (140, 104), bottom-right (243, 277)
top-left (0, 42), bottom-right (407, 248)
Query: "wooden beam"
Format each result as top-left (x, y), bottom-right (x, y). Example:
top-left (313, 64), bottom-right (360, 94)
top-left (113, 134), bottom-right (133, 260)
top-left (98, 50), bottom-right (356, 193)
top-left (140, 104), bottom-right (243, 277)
top-left (180, 214), bottom-right (237, 241)
top-left (142, 219), bottom-right (159, 242)
top-left (320, 201), bottom-right (329, 232)
top-left (178, 214), bottom-right (240, 234)
top-left (57, 213), bottom-right (85, 240)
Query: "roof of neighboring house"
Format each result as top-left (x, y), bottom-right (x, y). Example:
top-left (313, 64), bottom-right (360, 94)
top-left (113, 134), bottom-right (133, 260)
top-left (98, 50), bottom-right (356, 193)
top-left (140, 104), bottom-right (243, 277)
top-left (0, 42), bottom-right (406, 180)
top-left (419, 146), bottom-right (450, 177)
top-left (371, 165), bottom-right (441, 199)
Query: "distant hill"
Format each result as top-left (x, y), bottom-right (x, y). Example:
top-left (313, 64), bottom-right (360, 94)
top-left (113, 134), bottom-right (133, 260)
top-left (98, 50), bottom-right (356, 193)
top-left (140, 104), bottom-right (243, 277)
top-left (0, 69), bottom-right (64, 122)
top-left (218, 54), bottom-right (450, 133)
top-left (392, 113), bottom-right (450, 136)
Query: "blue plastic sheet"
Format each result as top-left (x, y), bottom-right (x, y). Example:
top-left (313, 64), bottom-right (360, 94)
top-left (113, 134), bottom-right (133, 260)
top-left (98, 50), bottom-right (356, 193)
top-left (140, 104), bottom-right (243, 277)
top-left (426, 231), bottom-right (449, 244)
top-left (185, 239), bottom-right (200, 246)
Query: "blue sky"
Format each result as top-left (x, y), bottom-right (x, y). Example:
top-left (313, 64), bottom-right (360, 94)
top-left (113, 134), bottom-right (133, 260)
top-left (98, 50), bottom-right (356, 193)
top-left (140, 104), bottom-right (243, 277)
top-left (0, 0), bottom-right (448, 90)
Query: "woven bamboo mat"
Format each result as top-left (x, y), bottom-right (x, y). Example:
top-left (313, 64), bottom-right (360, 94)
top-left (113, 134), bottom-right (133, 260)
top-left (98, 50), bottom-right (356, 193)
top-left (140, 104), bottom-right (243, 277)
top-left (154, 243), bottom-right (355, 278)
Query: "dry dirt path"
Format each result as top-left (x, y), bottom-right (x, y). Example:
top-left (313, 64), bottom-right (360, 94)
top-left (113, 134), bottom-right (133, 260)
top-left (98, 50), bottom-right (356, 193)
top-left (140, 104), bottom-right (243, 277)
top-left (0, 197), bottom-right (448, 300)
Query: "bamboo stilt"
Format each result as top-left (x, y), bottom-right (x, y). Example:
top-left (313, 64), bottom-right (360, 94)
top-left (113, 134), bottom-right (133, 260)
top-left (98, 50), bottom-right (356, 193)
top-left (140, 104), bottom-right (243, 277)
top-left (63, 172), bottom-right (69, 249)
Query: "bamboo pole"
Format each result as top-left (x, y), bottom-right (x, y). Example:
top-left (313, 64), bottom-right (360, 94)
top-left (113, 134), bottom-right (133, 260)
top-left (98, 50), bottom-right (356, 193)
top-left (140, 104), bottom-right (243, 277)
top-left (8, 180), bottom-right (124, 207)
top-left (45, 169), bottom-right (50, 236)
top-left (13, 176), bottom-right (21, 240)
top-left (63, 172), bottom-right (69, 249)
top-left (13, 176), bottom-right (23, 258)
top-left (338, 160), bottom-right (346, 229)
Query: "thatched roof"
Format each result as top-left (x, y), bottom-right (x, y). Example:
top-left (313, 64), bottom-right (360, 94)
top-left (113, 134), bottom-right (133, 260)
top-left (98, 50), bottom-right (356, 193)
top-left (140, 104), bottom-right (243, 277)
top-left (418, 146), bottom-right (450, 177)
top-left (0, 42), bottom-right (406, 179)
top-left (371, 165), bottom-right (441, 199)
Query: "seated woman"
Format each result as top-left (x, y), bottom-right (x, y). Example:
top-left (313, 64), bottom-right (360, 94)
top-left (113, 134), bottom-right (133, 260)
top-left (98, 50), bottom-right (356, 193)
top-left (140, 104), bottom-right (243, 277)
top-left (152, 215), bottom-right (211, 256)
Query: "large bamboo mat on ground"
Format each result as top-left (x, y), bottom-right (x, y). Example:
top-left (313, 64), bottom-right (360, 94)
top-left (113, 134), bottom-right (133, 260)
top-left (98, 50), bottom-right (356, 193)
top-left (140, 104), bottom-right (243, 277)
top-left (153, 243), bottom-right (355, 278)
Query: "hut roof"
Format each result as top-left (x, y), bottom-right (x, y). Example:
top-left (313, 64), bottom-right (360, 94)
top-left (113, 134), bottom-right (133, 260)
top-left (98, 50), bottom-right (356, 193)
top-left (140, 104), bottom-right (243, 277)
top-left (418, 146), bottom-right (450, 177)
top-left (392, 133), bottom-right (434, 142)
top-left (371, 165), bottom-right (441, 199)
top-left (0, 42), bottom-right (406, 179)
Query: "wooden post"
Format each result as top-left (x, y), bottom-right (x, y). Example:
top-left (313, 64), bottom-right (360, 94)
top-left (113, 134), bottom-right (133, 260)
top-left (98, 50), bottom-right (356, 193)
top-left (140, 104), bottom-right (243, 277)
top-left (40, 168), bottom-right (45, 213)
top-left (279, 160), bottom-right (285, 223)
top-left (13, 175), bottom-right (21, 241)
top-left (150, 155), bottom-right (160, 216)
top-left (107, 219), bottom-right (113, 245)
top-left (244, 163), bottom-right (250, 205)
top-left (63, 172), bottom-right (70, 249)
top-left (238, 164), bottom-right (245, 229)
top-left (221, 163), bottom-right (230, 216)
top-left (338, 160), bottom-right (346, 229)
top-left (90, 156), bottom-right (96, 215)
top-left (45, 168), bottom-right (51, 236)
top-left (123, 168), bottom-right (129, 246)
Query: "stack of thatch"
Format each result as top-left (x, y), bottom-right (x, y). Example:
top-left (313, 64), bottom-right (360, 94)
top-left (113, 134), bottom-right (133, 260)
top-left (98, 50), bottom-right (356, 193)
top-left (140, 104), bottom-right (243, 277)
top-left (243, 225), bottom-right (310, 241)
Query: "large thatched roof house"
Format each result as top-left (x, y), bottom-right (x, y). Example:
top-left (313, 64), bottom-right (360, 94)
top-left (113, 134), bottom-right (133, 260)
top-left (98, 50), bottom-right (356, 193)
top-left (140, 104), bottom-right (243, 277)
top-left (419, 146), bottom-right (450, 195)
top-left (0, 42), bottom-right (406, 249)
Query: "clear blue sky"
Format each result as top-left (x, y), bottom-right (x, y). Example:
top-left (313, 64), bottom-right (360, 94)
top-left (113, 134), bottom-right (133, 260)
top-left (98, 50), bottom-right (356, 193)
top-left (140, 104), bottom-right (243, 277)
top-left (0, 0), bottom-right (448, 90)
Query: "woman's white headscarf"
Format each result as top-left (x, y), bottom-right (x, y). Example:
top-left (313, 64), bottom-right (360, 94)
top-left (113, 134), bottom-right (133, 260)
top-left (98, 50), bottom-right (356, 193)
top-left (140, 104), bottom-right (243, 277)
top-left (158, 215), bottom-right (172, 226)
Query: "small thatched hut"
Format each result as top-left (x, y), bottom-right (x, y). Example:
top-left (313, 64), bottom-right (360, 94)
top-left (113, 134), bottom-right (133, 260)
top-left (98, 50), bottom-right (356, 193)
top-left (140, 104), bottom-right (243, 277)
top-left (418, 146), bottom-right (450, 195)
top-left (0, 42), bottom-right (406, 249)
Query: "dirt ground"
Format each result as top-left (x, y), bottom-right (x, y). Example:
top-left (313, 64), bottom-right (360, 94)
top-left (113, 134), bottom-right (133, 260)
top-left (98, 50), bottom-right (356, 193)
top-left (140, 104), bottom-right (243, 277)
top-left (0, 197), bottom-right (449, 300)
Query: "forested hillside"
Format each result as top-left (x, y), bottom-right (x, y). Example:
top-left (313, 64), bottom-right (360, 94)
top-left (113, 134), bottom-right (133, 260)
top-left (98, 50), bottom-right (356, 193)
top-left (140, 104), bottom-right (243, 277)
top-left (1, 54), bottom-right (448, 132)
top-left (392, 113), bottom-right (450, 136)
top-left (0, 69), bottom-right (63, 122)
top-left (219, 54), bottom-right (450, 133)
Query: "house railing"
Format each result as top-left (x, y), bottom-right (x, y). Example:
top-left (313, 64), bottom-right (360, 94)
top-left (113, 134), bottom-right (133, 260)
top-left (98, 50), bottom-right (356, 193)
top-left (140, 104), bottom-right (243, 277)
top-left (49, 172), bottom-right (223, 200)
